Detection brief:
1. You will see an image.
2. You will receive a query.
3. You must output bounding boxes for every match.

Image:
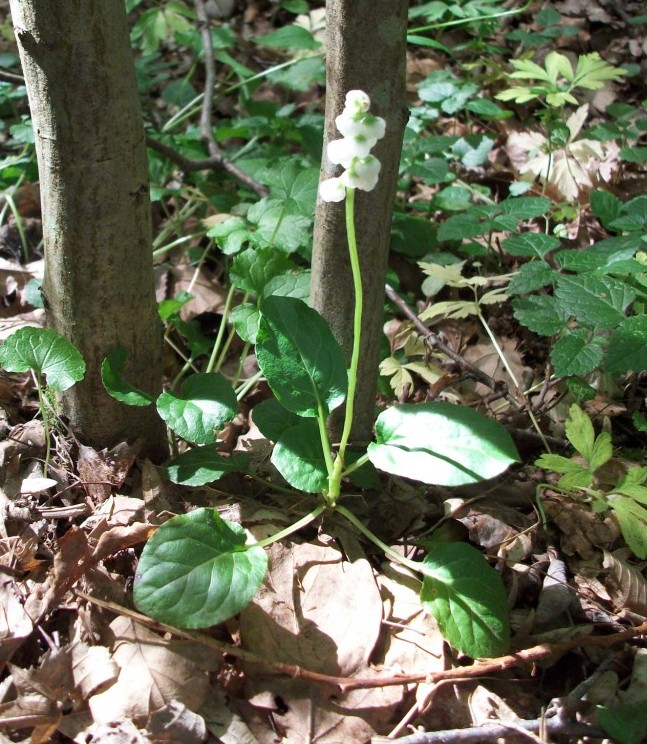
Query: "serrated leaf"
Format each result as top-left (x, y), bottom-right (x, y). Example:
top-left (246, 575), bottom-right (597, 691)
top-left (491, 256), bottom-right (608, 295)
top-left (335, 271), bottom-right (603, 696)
top-left (502, 232), bottom-right (560, 258)
top-left (564, 404), bottom-right (596, 462)
top-left (508, 262), bottom-right (555, 295)
top-left (379, 356), bottom-right (414, 399)
top-left (271, 420), bottom-right (328, 493)
top-left (608, 496), bottom-right (647, 559)
top-left (555, 274), bottom-right (634, 330)
top-left (367, 403), bottom-right (519, 486)
top-left (590, 190), bottom-right (621, 229)
top-left (247, 199), bottom-right (311, 254)
top-left (264, 269), bottom-right (311, 302)
top-left (508, 58), bottom-right (554, 83)
top-left (512, 295), bottom-right (567, 335)
top-left (499, 197), bottom-right (552, 219)
top-left (157, 373), bottom-right (237, 444)
top-left (102, 347), bottom-right (155, 406)
top-left (256, 296), bottom-right (347, 417)
top-left (252, 397), bottom-right (301, 442)
top-left (535, 453), bottom-right (593, 490)
top-left (259, 162), bottom-right (318, 216)
top-left (419, 542), bottom-right (510, 657)
top-left (606, 316), bottom-right (647, 374)
top-left (230, 247), bottom-right (295, 297)
top-left (551, 332), bottom-right (604, 376)
top-left (134, 508), bottom-right (268, 628)
top-left (572, 52), bottom-right (626, 90)
top-left (166, 448), bottom-right (249, 486)
top-left (0, 327), bottom-right (85, 392)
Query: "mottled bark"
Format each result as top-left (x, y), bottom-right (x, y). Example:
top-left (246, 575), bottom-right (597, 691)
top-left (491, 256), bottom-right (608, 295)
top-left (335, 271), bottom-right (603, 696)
top-left (311, 0), bottom-right (408, 441)
top-left (10, 0), bottom-right (167, 461)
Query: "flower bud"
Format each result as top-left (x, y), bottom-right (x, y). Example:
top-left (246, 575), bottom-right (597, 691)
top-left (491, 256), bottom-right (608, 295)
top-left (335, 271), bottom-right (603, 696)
top-left (319, 177), bottom-right (347, 202)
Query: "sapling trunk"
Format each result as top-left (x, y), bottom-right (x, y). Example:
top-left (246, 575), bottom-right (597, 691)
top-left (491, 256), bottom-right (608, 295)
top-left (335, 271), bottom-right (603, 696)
top-left (311, 0), bottom-right (408, 441)
top-left (10, 0), bottom-right (167, 460)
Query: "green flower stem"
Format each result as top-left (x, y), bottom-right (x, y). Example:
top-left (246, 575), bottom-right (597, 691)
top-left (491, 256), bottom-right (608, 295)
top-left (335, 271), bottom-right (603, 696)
top-left (317, 401), bottom-right (336, 479)
top-left (340, 452), bottom-right (370, 477)
top-left (336, 504), bottom-right (423, 576)
top-left (206, 284), bottom-right (237, 374)
top-left (327, 188), bottom-right (363, 503)
top-left (254, 502), bottom-right (328, 549)
top-left (34, 375), bottom-right (51, 475)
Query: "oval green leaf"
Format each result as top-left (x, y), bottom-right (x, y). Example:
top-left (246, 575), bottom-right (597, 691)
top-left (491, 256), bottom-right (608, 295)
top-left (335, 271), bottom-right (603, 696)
top-left (271, 419), bottom-right (328, 493)
top-left (256, 296), bottom-right (347, 417)
top-left (134, 508), bottom-right (268, 628)
top-left (0, 327), bottom-right (85, 392)
top-left (102, 347), bottom-right (155, 406)
top-left (157, 372), bottom-right (237, 444)
top-left (420, 542), bottom-right (510, 657)
top-left (252, 397), bottom-right (301, 442)
top-left (367, 403), bottom-right (519, 486)
top-left (166, 448), bottom-right (249, 486)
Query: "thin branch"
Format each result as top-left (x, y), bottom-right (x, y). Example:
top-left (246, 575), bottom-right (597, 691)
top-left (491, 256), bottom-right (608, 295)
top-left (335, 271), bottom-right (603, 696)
top-left (0, 67), bottom-right (25, 84)
top-left (385, 283), bottom-right (516, 406)
top-left (191, 0), bottom-right (268, 197)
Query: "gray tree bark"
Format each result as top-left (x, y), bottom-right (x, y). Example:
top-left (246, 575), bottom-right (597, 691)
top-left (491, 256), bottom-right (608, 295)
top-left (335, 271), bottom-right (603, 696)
top-left (311, 0), bottom-right (409, 441)
top-left (10, 0), bottom-right (167, 461)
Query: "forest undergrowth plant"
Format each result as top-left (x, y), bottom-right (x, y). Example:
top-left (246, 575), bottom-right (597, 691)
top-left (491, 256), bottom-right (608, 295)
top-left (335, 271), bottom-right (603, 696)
top-left (536, 404), bottom-right (647, 560)
top-left (106, 90), bottom-right (520, 659)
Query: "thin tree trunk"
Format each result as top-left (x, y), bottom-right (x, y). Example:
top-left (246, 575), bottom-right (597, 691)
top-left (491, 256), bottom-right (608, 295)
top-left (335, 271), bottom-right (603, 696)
top-left (311, 0), bottom-right (408, 442)
top-left (10, 0), bottom-right (167, 461)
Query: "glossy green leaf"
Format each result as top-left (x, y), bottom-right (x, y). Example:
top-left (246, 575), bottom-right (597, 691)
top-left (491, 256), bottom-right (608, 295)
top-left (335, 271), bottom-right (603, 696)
top-left (258, 161), bottom-right (318, 217)
top-left (157, 373), bottom-right (237, 444)
top-left (420, 542), bottom-right (510, 657)
top-left (264, 269), bottom-right (311, 302)
top-left (507, 262), bottom-right (554, 295)
top-left (367, 403), bottom-right (519, 486)
top-left (0, 327), bottom-right (85, 392)
top-left (166, 448), bottom-right (249, 486)
top-left (252, 397), bottom-right (301, 442)
top-left (230, 247), bottom-right (295, 297)
top-left (256, 296), bottom-right (347, 417)
top-left (590, 189), bottom-right (621, 229)
top-left (512, 295), bottom-right (567, 336)
top-left (134, 508), bottom-right (268, 628)
top-left (247, 199), bottom-right (311, 254)
top-left (502, 232), bottom-right (560, 258)
top-left (229, 303), bottom-right (260, 344)
top-left (102, 347), bottom-right (155, 406)
top-left (271, 420), bottom-right (328, 493)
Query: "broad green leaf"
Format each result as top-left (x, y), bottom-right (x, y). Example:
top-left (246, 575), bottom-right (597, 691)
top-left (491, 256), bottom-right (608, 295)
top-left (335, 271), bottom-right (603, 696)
top-left (507, 262), bottom-right (554, 295)
top-left (0, 327), bottom-right (85, 392)
top-left (499, 197), bottom-right (552, 219)
top-left (253, 25), bottom-right (320, 50)
top-left (101, 347), bottom-right (155, 406)
top-left (258, 161), bottom-right (318, 216)
top-left (166, 448), bottom-right (249, 486)
top-left (597, 702), bottom-right (647, 744)
top-left (367, 403), bottom-right (519, 486)
top-left (247, 199), bottom-right (312, 254)
top-left (466, 98), bottom-right (512, 119)
top-left (590, 190), bottom-right (621, 229)
top-left (508, 57), bottom-right (554, 83)
top-left (157, 373), bottom-right (237, 444)
top-left (419, 542), bottom-right (510, 657)
top-left (229, 303), bottom-right (260, 344)
top-left (555, 275), bottom-right (633, 330)
top-left (502, 233), bottom-right (560, 258)
top-left (606, 316), bottom-right (647, 374)
top-left (608, 496), bottom-right (647, 559)
top-left (207, 216), bottom-right (249, 256)
top-left (272, 420), bottom-right (328, 493)
top-left (438, 214), bottom-right (486, 242)
top-left (230, 247), bottom-right (295, 297)
top-left (512, 295), bottom-right (567, 336)
top-left (252, 397), bottom-right (301, 442)
top-left (264, 269), bottom-right (311, 302)
top-left (256, 296), bottom-right (347, 417)
top-left (555, 238), bottom-right (640, 273)
top-left (409, 157), bottom-right (451, 185)
top-left (134, 508), bottom-right (268, 628)
top-left (551, 332), bottom-right (604, 376)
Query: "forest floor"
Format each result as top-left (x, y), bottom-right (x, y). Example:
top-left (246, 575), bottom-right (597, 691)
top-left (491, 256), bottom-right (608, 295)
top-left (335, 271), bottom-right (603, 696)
top-left (1, 0), bottom-right (647, 742)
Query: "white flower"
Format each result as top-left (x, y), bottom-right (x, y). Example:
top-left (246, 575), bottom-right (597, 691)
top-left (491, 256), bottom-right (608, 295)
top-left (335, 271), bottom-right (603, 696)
top-left (328, 136), bottom-right (375, 166)
top-left (319, 176), bottom-right (347, 202)
top-left (340, 155), bottom-right (381, 192)
top-left (335, 110), bottom-right (386, 142)
top-left (345, 89), bottom-right (370, 113)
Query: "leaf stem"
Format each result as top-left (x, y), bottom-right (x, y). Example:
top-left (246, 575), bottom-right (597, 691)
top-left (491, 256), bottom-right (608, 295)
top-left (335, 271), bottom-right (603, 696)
top-left (34, 374), bottom-right (51, 476)
top-left (335, 504), bottom-right (423, 575)
top-left (254, 502), bottom-right (328, 548)
top-left (206, 284), bottom-right (236, 374)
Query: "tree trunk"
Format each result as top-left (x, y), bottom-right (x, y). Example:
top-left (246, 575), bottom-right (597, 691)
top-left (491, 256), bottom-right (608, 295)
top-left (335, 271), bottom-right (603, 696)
top-left (311, 0), bottom-right (408, 441)
top-left (10, 0), bottom-right (167, 461)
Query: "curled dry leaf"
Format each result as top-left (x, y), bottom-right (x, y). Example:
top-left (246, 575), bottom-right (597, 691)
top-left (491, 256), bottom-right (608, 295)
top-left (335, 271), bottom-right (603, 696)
top-left (0, 578), bottom-right (33, 663)
top-left (603, 550), bottom-right (647, 617)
